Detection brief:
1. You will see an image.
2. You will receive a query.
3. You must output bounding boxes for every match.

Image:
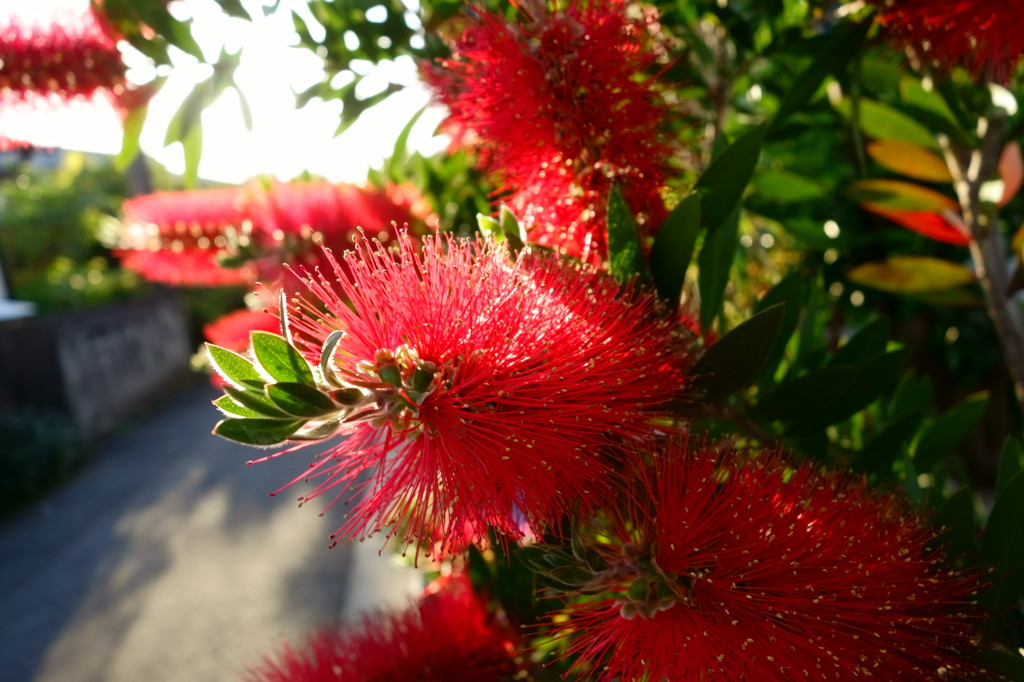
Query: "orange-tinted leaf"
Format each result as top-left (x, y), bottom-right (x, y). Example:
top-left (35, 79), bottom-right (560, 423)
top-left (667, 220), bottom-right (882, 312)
top-left (848, 179), bottom-right (958, 213)
top-left (1000, 142), bottom-right (1023, 206)
top-left (867, 206), bottom-right (971, 246)
top-left (866, 140), bottom-right (952, 182)
top-left (848, 256), bottom-right (976, 294)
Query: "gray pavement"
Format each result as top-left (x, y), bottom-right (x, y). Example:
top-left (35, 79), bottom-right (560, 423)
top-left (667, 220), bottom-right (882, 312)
top-left (0, 381), bottom-right (421, 682)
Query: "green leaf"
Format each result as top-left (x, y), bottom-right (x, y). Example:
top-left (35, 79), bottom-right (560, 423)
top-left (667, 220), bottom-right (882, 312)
top-left (848, 256), bottom-right (976, 295)
top-left (251, 331), bottom-right (316, 386)
top-left (828, 317), bottom-right (889, 367)
top-left (688, 303), bottom-right (785, 403)
top-left (213, 395), bottom-right (263, 418)
top-left (207, 344), bottom-right (262, 387)
top-left (787, 349), bottom-right (909, 432)
top-left (266, 382), bottom-right (338, 418)
top-left (972, 648), bottom-right (1024, 681)
top-left (865, 140), bottom-right (952, 183)
top-left (933, 487), bottom-right (977, 559)
top-left (650, 194), bottom-right (700, 303)
top-left (213, 418), bottom-right (307, 447)
top-left (223, 385), bottom-right (292, 419)
top-left (751, 170), bottom-right (826, 203)
top-left (996, 437), bottom-right (1023, 496)
top-left (181, 123), bottom-right (203, 189)
top-left (913, 393), bottom-right (989, 471)
top-left (981, 471), bottom-right (1024, 610)
top-left (754, 273), bottom-right (803, 383)
top-left (115, 103), bottom-right (148, 171)
top-left (695, 125), bottom-right (764, 235)
top-left (750, 367), bottom-right (857, 423)
top-left (852, 410), bottom-right (924, 475)
top-left (847, 179), bottom-right (958, 213)
top-left (606, 186), bottom-right (649, 282)
top-left (697, 204), bottom-right (739, 330)
top-left (835, 97), bottom-right (938, 149)
top-left (771, 19), bottom-right (870, 129)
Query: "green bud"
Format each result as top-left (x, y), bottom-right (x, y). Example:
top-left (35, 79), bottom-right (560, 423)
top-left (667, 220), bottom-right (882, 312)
top-left (378, 364), bottom-right (402, 387)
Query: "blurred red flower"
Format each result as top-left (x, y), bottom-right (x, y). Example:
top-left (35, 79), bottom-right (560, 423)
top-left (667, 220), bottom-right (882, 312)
top-left (560, 440), bottom-right (989, 681)
top-left (272, 233), bottom-right (689, 554)
top-left (871, 0), bottom-right (1024, 81)
top-left (115, 181), bottom-right (434, 288)
top-left (0, 3), bottom-right (145, 149)
top-left (243, 574), bottom-right (522, 682)
top-left (425, 0), bottom-right (674, 264)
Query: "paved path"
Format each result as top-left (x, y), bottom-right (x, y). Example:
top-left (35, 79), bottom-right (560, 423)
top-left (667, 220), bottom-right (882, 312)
top-left (0, 382), bottom-right (421, 682)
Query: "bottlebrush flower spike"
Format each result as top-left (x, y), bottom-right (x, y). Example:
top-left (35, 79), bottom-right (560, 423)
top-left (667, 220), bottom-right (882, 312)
top-left (248, 232), bottom-right (688, 554)
top-left (0, 3), bottom-right (144, 149)
top-left (869, 0), bottom-right (1024, 82)
top-left (424, 0), bottom-right (674, 264)
top-left (557, 440), bottom-right (990, 681)
top-left (241, 179), bottom-right (435, 288)
top-left (243, 573), bottom-right (523, 682)
top-left (115, 187), bottom-right (255, 286)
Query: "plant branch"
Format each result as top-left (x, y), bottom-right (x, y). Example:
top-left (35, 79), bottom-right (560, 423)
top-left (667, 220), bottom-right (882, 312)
top-left (939, 116), bottom-right (1024, 431)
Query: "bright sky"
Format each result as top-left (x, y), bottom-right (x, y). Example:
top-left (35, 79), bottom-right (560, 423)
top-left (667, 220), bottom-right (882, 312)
top-left (12, 0), bottom-right (448, 184)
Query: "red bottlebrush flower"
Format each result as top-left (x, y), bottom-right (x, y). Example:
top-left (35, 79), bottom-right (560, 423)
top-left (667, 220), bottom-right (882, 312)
top-left (869, 0), bottom-right (1024, 82)
top-left (115, 181), bottom-right (436, 289)
top-left (243, 574), bottom-right (522, 682)
top-left (558, 440), bottom-right (989, 681)
top-left (269, 232), bottom-right (688, 554)
top-left (0, 3), bottom-right (144, 149)
top-left (241, 179), bottom-right (435, 288)
top-left (115, 187), bottom-right (255, 286)
top-left (424, 0), bottom-right (674, 264)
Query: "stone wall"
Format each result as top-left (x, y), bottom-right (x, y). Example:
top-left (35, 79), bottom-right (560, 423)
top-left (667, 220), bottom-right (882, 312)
top-left (0, 288), bottom-right (192, 443)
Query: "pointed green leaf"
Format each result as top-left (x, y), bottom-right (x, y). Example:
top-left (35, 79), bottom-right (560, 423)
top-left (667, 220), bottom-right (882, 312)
top-left (981, 471), bottom-right (1024, 611)
top-left (828, 317), bottom-right (889, 368)
top-left (835, 97), bottom-right (938, 149)
top-left (688, 303), bottom-right (785, 403)
top-left (697, 203), bottom-right (739, 330)
top-left (266, 382), bottom-right (338, 418)
top-left (913, 392), bottom-right (989, 471)
top-left (213, 395), bottom-right (263, 419)
top-left (251, 331), bottom-right (316, 386)
top-left (754, 273), bottom-right (803, 384)
top-left (499, 205), bottom-right (525, 251)
top-left (996, 437), bottom-right (1023, 497)
top-left (606, 186), bottom-right (649, 282)
top-left (772, 19), bottom-right (871, 129)
top-left (695, 124), bottom-right (764, 235)
top-left (933, 487), bottom-right (977, 559)
top-left (750, 366), bottom-right (857, 422)
top-left (852, 411), bottom-right (924, 475)
top-left (650, 194), bottom-right (700, 303)
top-left (207, 344), bottom-right (261, 387)
top-left (213, 418), bottom-right (307, 447)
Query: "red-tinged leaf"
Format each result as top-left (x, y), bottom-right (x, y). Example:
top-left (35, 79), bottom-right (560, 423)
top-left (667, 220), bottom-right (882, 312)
top-left (865, 140), bottom-right (952, 183)
top-left (848, 256), bottom-right (976, 294)
top-left (999, 141), bottom-right (1023, 206)
top-left (867, 206), bottom-right (971, 246)
top-left (848, 179), bottom-right (958, 213)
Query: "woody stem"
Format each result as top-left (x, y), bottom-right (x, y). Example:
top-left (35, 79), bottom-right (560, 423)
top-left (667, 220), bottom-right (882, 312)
top-left (939, 116), bottom-right (1024, 432)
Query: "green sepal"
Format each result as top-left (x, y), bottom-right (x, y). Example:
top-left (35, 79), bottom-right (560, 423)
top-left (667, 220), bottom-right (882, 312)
top-left (266, 382), bottom-right (339, 418)
top-left (213, 417), bottom-right (308, 446)
top-left (251, 331), bottom-right (316, 386)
